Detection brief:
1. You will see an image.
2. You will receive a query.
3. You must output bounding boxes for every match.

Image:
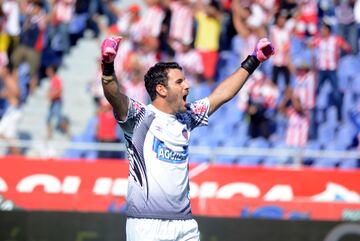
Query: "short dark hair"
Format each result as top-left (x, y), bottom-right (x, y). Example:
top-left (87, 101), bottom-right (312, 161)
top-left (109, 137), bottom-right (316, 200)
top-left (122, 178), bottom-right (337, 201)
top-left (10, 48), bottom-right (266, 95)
top-left (144, 62), bottom-right (182, 101)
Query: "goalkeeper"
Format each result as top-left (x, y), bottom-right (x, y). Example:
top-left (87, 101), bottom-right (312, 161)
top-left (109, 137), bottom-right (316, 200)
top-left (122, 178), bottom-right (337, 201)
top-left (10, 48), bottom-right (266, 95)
top-left (100, 36), bottom-right (274, 241)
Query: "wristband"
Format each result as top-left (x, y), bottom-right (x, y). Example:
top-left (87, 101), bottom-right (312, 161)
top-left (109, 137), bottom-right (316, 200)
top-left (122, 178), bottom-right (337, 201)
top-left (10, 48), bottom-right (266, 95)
top-left (102, 61), bottom-right (114, 76)
top-left (241, 55), bottom-right (260, 75)
top-left (101, 75), bottom-right (114, 84)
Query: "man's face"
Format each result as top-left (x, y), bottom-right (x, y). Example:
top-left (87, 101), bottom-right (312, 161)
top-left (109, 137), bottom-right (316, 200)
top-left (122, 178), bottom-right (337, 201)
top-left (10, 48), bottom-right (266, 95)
top-left (163, 69), bottom-right (190, 113)
top-left (321, 26), bottom-right (330, 37)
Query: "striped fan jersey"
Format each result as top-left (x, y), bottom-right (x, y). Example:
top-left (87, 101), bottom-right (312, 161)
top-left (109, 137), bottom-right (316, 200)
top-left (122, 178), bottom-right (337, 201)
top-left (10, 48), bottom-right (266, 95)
top-left (115, 97), bottom-right (209, 220)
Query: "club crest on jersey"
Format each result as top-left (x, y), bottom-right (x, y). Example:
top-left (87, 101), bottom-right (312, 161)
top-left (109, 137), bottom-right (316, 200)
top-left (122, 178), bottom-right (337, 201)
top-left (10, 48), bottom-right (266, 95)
top-left (182, 128), bottom-right (188, 140)
top-left (152, 137), bottom-right (188, 163)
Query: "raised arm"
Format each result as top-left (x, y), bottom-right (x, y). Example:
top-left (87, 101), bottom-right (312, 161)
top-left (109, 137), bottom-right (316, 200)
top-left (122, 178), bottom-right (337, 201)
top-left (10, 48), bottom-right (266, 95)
top-left (101, 36), bottom-right (129, 121)
top-left (207, 38), bottom-right (274, 115)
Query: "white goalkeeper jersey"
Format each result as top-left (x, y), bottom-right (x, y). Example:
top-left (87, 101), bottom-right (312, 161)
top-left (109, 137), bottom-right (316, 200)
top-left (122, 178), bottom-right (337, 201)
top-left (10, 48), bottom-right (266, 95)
top-left (115, 97), bottom-right (209, 220)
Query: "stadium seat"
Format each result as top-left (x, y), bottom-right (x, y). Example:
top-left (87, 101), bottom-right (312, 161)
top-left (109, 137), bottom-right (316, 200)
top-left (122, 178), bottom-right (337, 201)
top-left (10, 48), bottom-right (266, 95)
top-left (214, 155), bottom-right (236, 165)
top-left (316, 90), bottom-right (329, 110)
top-left (263, 140), bottom-right (290, 166)
top-left (62, 117), bottom-right (98, 159)
top-left (312, 158), bottom-right (339, 169)
top-left (339, 158), bottom-right (359, 169)
top-left (325, 106), bottom-right (339, 125)
top-left (342, 92), bottom-right (355, 122)
top-left (352, 75), bottom-right (360, 94)
top-left (335, 123), bottom-right (356, 149)
top-left (189, 153), bottom-right (209, 163)
top-left (302, 140), bottom-right (322, 165)
top-left (317, 122), bottom-right (336, 146)
top-left (223, 134), bottom-right (249, 148)
top-left (312, 140), bottom-right (345, 168)
top-left (237, 137), bottom-right (269, 166)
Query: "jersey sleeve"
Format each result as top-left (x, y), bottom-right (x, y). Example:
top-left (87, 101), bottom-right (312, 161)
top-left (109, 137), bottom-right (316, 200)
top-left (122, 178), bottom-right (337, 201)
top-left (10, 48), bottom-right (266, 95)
top-left (184, 97), bottom-right (210, 131)
top-left (114, 97), bottom-right (146, 135)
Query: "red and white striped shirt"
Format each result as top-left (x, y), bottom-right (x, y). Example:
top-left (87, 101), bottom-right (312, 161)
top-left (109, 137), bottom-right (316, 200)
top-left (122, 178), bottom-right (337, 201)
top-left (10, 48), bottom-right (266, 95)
top-left (312, 35), bottom-right (349, 70)
top-left (123, 81), bottom-right (148, 105)
top-left (285, 108), bottom-right (309, 148)
top-left (293, 70), bottom-right (316, 109)
top-left (169, 1), bottom-right (194, 45)
top-left (174, 48), bottom-right (203, 86)
top-left (53, 0), bottom-right (75, 24)
top-left (299, 0), bottom-right (318, 18)
top-left (237, 71), bottom-right (279, 111)
top-left (139, 5), bottom-right (164, 39)
top-left (270, 25), bottom-right (291, 66)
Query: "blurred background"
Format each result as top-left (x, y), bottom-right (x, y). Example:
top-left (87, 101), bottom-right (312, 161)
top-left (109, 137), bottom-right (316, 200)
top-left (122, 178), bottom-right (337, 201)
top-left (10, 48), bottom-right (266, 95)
top-left (0, 0), bottom-right (360, 240)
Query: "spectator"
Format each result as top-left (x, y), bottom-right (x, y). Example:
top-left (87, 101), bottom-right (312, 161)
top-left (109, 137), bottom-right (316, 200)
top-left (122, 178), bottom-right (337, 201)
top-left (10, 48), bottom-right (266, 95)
top-left (10, 1), bottom-right (47, 94)
top-left (194, 0), bottom-right (222, 83)
top-left (308, 22), bottom-right (352, 122)
top-left (0, 4), bottom-right (10, 69)
top-left (174, 40), bottom-right (204, 87)
top-left (168, 0), bottom-right (194, 54)
top-left (46, 65), bottom-right (63, 139)
top-left (270, 11), bottom-right (292, 88)
top-left (158, 0), bottom-right (173, 58)
top-left (138, 0), bottom-right (165, 42)
top-left (334, 0), bottom-right (358, 55)
top-left (122, 66), bottom-right (149, 105)
top-left (232, 2), bottom-right (262, 62)
top-left (295, 0), bottom-right (318, 37)
top-left (0, 65), bottom-right (21, 154)
top-left (238, 71), bottom-right (279, 139)
top-left (291, 59), bottom-right (317, 139)
top-left (279, 88), bottom-right (309, 149)
top-left (1, 0), bottom-right (21, 60)
top-left (48, 0), bottom-right (75, 55)
top-left (95, 101), bottom-right (123, 159)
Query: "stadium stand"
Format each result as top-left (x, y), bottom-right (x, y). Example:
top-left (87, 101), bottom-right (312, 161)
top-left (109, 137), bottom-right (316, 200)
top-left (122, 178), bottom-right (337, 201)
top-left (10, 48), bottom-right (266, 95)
top-left (0, 0), bottom-right (359, 168)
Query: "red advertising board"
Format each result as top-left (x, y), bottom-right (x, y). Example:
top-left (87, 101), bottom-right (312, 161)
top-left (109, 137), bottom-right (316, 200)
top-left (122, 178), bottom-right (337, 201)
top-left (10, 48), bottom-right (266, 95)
top-left (1, 156), bottom-right (360, 221)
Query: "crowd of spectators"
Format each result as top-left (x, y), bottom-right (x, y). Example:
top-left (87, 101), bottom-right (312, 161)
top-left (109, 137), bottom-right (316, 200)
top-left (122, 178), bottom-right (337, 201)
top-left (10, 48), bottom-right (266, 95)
top-left (1, 0), bottom-right (360, 167)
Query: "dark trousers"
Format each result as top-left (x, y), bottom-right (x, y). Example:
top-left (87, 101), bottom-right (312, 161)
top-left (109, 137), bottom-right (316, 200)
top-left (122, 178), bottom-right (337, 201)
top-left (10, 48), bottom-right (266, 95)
top-left (272, 65), bottom-right (291, 86)
top-left (317, 70), bottom-right (343, 121)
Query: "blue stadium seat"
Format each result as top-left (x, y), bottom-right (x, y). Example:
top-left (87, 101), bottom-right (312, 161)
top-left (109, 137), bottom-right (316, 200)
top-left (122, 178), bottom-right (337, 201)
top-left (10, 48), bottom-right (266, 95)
top-left (224, 132), bottom-right (249, 147)
top-left (335, 123), bottom-right (356, 149)
top-left (316, 91), bottom-right (329, 110)
top-left (352, 75), bottom-right (360, 94)
top-left (214, 155), bottom-right (236, 165)
top-left (189, 153), bottom-right (209, 163)
top-left (317, 122), bottom-right (336, 145)
top-left (312, 158), bottom-right (339, 169)
top-left (237, 137), bottom-right (269, 166)
top-left (325, 106), bottom-right (339, 125)
top-left (188, 82), bottom-right (212, 102)
top-left (312, 140), bottom-right (345, 168)
top-left (303, 140), bottom-right (322, 165)
top-left (263, 140), bottom-right (290, 166)
top-left (263, 156), bottom-right (283, 167)
top-left (342, 92), bottom-right (355, 122)
top-left (62, 117), bottom-right (98, 159)
top-left (339, 158), bottom-right (358, 169)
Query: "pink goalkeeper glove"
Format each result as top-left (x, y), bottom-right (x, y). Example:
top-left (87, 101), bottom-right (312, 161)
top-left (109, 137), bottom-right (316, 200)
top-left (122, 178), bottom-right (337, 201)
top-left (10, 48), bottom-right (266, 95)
top-left (252, 38), bottom-right (274, 62)
top-left (101, 36), bottom-right (122, 63)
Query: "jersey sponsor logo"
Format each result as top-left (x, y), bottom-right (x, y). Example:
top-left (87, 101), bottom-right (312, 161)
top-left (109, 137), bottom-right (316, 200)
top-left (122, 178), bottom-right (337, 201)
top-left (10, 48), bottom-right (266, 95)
top-left (152, 137), bottom-right (188, 163)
